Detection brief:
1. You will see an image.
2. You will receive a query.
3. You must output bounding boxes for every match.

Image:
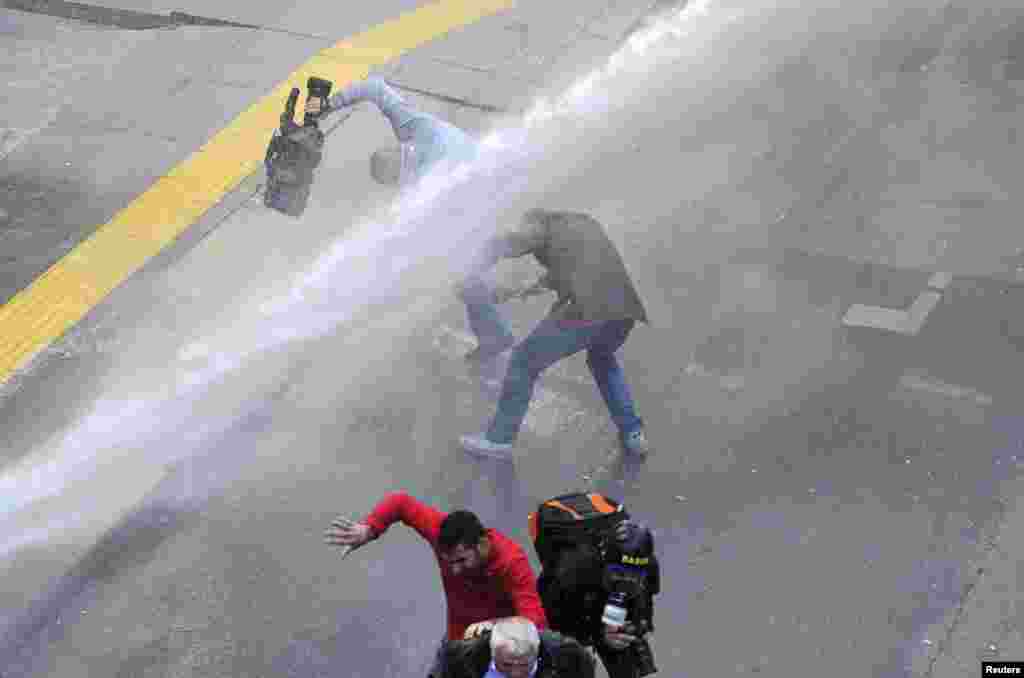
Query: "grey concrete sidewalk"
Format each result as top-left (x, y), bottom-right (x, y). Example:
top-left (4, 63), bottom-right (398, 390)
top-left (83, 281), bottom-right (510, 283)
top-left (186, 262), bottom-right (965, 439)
top-left (0, 0), bottom-right (662, 307)
top-left (0, 7), bottom-right (326, 303)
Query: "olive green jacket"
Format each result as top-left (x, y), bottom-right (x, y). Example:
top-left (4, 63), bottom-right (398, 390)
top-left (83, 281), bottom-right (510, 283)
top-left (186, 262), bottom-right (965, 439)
top-left (480, 210), bottom-right (649, 325)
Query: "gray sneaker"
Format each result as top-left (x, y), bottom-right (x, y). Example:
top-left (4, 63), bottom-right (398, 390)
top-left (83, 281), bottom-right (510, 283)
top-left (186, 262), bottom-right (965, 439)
top-left (460, 433), bottom-right (514, 461)
top-left (621, 429), bottom-right (651, 456)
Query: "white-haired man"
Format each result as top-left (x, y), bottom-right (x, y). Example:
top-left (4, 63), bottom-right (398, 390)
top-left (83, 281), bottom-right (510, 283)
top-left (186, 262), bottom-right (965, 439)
top-left (433, 616), bottom-right (594, 678)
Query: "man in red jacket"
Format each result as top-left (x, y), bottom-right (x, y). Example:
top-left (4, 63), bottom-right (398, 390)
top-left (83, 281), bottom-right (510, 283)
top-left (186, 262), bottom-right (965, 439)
top-left (324, 491), bottom-right (548, 643)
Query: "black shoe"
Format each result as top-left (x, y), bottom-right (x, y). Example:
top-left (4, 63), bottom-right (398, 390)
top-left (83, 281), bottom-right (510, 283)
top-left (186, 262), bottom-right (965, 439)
top-left (464, 336), bottom-right (516, 364)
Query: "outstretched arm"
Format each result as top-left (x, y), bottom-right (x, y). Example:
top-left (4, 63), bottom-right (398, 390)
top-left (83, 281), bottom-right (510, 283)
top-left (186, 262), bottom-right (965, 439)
top-left (324, 516), bottom-right (374, 559)
top-left (326, 76), bottom-right (418, 140)
top-left (361, 491), bottom-right (446, 545)
top-left (325, 492), bottom-right (447, 555)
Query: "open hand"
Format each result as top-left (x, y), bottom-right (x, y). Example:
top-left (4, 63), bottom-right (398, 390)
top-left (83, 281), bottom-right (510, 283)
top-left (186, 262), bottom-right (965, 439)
top-left (324, 516), bottom-right (373, 558)
top-left (516, 282), bottom-right (549, 300)
top-left (492, 284), bottom-right (524, 304)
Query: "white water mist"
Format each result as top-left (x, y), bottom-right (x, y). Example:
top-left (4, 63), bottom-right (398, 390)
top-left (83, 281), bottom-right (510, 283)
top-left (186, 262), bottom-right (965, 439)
top-left (0, 0), bottom-right (758, 561)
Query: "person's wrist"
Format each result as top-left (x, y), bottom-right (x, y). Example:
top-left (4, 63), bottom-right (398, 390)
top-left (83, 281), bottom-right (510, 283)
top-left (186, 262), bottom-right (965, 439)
top-left (494, 285), bottom-right (515, 303)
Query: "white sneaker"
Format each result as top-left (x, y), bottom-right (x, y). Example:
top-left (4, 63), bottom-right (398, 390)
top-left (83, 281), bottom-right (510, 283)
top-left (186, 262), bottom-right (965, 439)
top-left (460, 433), bottom-right (514, 460)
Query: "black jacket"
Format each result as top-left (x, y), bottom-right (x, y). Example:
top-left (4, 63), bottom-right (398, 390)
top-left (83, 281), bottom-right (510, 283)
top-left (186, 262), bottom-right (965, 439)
top-left (539, 545), bottom-right (659, 648)
top-left (437, 629), bottom-right (595, 678)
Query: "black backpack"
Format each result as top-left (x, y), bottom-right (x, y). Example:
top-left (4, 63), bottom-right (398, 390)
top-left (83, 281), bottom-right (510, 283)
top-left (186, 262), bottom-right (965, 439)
top-left (528, 492), bottom-right (628, 571)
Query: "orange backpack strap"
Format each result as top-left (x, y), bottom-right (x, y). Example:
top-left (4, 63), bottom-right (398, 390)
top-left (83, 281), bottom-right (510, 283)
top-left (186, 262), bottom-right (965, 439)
top-left (587, 493), bottom-right (620, 514)
top-left (544, 499), bottom-right (584, 519)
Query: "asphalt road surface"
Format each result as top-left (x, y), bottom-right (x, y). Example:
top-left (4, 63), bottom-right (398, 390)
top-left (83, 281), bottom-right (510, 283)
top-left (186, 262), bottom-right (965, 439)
top-left (2, 1), bottom-right (1024, 677)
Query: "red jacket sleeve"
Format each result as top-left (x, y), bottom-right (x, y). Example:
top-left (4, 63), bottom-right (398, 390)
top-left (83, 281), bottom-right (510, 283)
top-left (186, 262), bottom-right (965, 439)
top-left (500, 553), bottom-right (549, 630)
top-left (362, 492), bottom-right (446, 547)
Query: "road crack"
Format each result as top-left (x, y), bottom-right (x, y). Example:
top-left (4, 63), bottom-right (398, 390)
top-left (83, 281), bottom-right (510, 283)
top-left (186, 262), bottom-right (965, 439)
top-left (921, 494), bottom-right (1011, 677)
top-left (2, 0), bottom-right (331, 39)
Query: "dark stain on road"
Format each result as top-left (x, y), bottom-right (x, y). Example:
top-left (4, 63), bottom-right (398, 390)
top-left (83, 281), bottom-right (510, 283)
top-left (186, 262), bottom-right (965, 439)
top-left (0, 502), bottom-right (199, 678)
top-left (0, 170), bottom-right (100, 304)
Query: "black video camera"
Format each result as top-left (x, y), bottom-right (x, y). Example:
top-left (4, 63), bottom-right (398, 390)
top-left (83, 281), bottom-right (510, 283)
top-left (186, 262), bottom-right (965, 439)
top-left (303, 76), bottom-right (332, 126)
top-left (598, 523), bottom-right (659, 678)
top-left (263, 76), bottom-right (333, 217)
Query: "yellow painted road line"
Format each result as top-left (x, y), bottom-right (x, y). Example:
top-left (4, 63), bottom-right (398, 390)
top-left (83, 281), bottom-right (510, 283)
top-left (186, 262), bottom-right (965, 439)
top-left (0, 0), bottom-right (513, 384)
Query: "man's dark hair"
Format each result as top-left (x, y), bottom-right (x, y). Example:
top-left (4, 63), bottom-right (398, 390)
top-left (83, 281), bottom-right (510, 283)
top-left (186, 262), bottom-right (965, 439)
top-left (438, 510), bottom-right (487, 552)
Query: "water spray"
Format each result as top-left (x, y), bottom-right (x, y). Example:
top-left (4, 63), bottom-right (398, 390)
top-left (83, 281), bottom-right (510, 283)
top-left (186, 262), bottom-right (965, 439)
top-left (0, 0), bottom-right (755, 565)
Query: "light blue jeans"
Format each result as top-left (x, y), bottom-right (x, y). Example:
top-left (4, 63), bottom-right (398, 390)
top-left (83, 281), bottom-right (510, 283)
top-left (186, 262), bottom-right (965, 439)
top-left (461, 289), bottom-right (643, 444)
top-left (330, 77), bottom-right (478, 185)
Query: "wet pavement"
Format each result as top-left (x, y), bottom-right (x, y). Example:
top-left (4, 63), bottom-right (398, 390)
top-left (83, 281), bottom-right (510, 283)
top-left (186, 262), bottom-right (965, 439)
top-left (2, 0), bottom-right (1024, 677)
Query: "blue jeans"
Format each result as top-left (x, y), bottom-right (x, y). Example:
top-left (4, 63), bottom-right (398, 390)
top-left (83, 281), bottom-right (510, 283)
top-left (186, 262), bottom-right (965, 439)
top-left (400, 116), bottom-right (478, 185)
top-left (330, 77), bottom-right (478, 183)
top-left (459, 276), bottom-right (516, 353)
top-left (481, 311), bottom-right (643, 445)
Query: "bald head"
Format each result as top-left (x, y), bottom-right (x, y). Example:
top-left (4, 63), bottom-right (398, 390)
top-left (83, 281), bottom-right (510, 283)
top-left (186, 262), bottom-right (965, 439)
top-left (370, 147), bottom-right (402, 185)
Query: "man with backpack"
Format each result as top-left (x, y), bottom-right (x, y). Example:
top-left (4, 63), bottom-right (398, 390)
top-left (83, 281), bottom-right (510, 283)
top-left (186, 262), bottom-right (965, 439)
top-left (529, 493), bottom-right (660, 678)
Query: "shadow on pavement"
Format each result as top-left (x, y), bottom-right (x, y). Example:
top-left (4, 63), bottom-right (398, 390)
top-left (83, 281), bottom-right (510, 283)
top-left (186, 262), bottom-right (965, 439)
top-left (448, 456), bottom-right (534, 538)
top-left (0, 392), bottom-right (282, 677)
top-left (271, 598), bottom-right (440, 678)
top-left (0, 501), bottom-right (200, 678)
